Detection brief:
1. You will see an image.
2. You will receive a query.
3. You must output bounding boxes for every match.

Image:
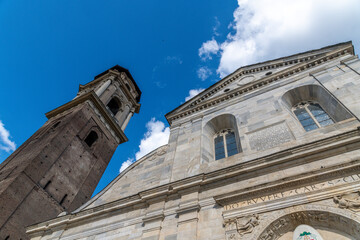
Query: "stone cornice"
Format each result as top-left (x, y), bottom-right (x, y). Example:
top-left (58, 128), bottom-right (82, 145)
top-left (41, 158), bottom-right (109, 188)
top-left (26, 127), bottom-right (360, 235)
top-left (220, 170), bottom-right (360, 220)
top-left (203, 123), bottom-right (360, 183)
top-left (214, 160), bottom-right (360, 207)
top-left (166, 45), bottom-right (354, 124)
top-left (45, 91), bottom-right (128, 143)
top-left (142, 211), bottom-right (165, 223)
top-left (79, 70), bottom-right (141, 112)
top-left (117, 71), bottom-right (141, 113)
top-left (79, 70), bottom-right (119, 91)
top-left (176, 202), bottom-right (200, 214)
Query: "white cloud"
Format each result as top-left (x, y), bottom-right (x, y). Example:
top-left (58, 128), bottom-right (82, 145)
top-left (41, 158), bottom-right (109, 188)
top-left (119, 118), bottom-right (170, 173)
top-left (0, 120), bottom-right (16, 153)
top-left (200, 0), bottom-right (360, 77)
top-left (119, 158), bottom-right (135, 173)
top-left (135, 118), bottom-right (170, 160)
top-left (197, 67), bottom-right (212, 81)
top-left (185, 88), bottom-right (205, 102)
top-left (213, 16), bottom-right (220, 36)
top-left (199, 38), bottom-right (220, 60)
top-left (165, 56), bottom-right (183, 64)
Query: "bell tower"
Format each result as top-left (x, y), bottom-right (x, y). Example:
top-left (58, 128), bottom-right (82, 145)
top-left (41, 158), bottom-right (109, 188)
top-left (0, 65), bottom-right (141, 239)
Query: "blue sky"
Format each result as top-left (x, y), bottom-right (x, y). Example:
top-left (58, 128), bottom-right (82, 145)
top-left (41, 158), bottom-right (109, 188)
top-left (0, 0), bottom-right (359, 196)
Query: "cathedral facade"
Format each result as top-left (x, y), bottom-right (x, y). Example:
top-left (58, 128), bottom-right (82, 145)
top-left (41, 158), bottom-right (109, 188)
top-left (27, 42), bottom-right (360, 239)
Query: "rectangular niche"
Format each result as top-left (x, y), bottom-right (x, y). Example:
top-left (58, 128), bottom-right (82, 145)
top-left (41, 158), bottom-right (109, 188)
top-left (247, 121), bottom-right (294, 151)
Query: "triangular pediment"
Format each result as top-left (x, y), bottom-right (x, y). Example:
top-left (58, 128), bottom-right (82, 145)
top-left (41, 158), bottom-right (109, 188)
top-left (165, 41), bottom-right (354, 124)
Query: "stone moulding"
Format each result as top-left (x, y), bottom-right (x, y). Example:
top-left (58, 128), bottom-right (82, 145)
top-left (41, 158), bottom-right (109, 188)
top-left (224, 204), bottom-right (360, 240)
top-left (142, 212), bottom-right (165, 223)
top-left (88, 101), bottom-right (120, 143)
top-left (166, 44), bottom-right (354, 124)
top-left (26, 127), bottom-right (360, 235)
top-left (203, 125), bottom-right (360, 183)
top-left (177, 217), bottom-right (199, 226)
top-left (175, 202), bottom-right (200, 215)
top-left (192, 43), bottom-right (353, 106)
top-left (333, 191), bottom-right (360, 211)
top-left (221, 179), bottom-right (360, 220)
top-left (45, 91), bottom-right (127, 143)
top-left (254, 204), bottom-right (360, 240)
top-left (79, 69), bottom-right (141, 112)
top-left (216, 161), bottom-right (360, 209)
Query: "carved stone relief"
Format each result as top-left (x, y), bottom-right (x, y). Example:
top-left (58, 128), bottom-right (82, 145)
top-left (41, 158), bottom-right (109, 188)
top-left (258, 211), bottom-right (325, 240)
top-left (224, 214), bottom-right (260, 239)
top-left (148, 144), bottom-right (169, 161)
top-left (156, 145), bottom-right (168, 156)
top-left (237, 214), bottom-right (260, 236)
top-left (224, 203), bottom-right (360, 240)
top-left (334, 191), bottom-right (360, 211)
top-left (256, 205), bottom-right (360, 240)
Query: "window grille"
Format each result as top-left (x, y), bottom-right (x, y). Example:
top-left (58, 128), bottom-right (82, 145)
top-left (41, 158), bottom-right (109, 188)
top-left (293, 101), bottom-right (334, 131)
top-left (214, 129), bottom-right (241, 160)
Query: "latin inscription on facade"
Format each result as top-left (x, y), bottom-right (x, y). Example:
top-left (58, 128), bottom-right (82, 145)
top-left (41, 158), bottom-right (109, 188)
top-left (224, 173), bottom-right (360, 211)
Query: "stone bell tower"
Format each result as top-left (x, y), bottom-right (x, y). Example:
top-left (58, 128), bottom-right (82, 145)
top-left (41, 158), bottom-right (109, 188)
top-left (0, 65), bottom-right (141, 239)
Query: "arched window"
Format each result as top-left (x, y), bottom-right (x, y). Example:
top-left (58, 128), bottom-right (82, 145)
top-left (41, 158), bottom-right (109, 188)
top-left (214, 129), bottom-right (240, 160)
top-left (107, 97), bottom-right (121, 116)
top-left (282, 85), bottom-right (353, 132)
top-left (293, 101), bottom-right (334, 131)
top-left (203, 114), bottom-right (242, 162)
top-left (84, 131), bottom-right (98, 147)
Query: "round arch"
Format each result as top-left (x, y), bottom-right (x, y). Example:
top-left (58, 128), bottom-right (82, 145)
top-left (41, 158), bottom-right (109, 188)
top-left (202, 113), bottom-right (242, 162)
top-left (281, 84), bottom-right (353, 123)
top-left (254, 205), bottom-right (360, 240)
top-left (106, 96), bottom-right (122, 116)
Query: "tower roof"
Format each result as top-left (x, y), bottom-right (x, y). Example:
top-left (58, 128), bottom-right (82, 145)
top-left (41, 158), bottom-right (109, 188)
top-left (94, 65), bottom-right (142, 102)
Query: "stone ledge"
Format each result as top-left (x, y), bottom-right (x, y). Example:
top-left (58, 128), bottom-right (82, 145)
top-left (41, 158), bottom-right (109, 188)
top-left (26, 127), bottom-right (360, 235)
top-left (177, 217), bottom-right (199, 226)
top-left (45, 91), bottom-right (127, 143)
top-left (142, 212), bottom-right (165, 223)
top-left (176, 203), bottom-right (200, 215)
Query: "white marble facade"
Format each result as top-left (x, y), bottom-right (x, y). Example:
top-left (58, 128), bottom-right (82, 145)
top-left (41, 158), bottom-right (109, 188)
top-left (27, 42), bottom-right (360, 240)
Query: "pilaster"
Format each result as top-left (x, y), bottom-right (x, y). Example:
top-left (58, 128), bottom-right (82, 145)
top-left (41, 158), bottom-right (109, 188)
top-left (176, 186), bottom-right (200, 239)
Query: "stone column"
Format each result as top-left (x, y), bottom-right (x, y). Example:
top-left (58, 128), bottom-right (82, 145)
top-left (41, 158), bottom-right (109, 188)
top-left (121, 108), bottom-right (135, 130)
top-left (95, 79), bottom-right (111, 97)
top-left (117, 104), bottom-right (131, 126)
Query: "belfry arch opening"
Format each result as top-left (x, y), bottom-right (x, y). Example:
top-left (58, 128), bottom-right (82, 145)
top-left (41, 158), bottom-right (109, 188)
top-left (107, 97), bottom-right (121, 116)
